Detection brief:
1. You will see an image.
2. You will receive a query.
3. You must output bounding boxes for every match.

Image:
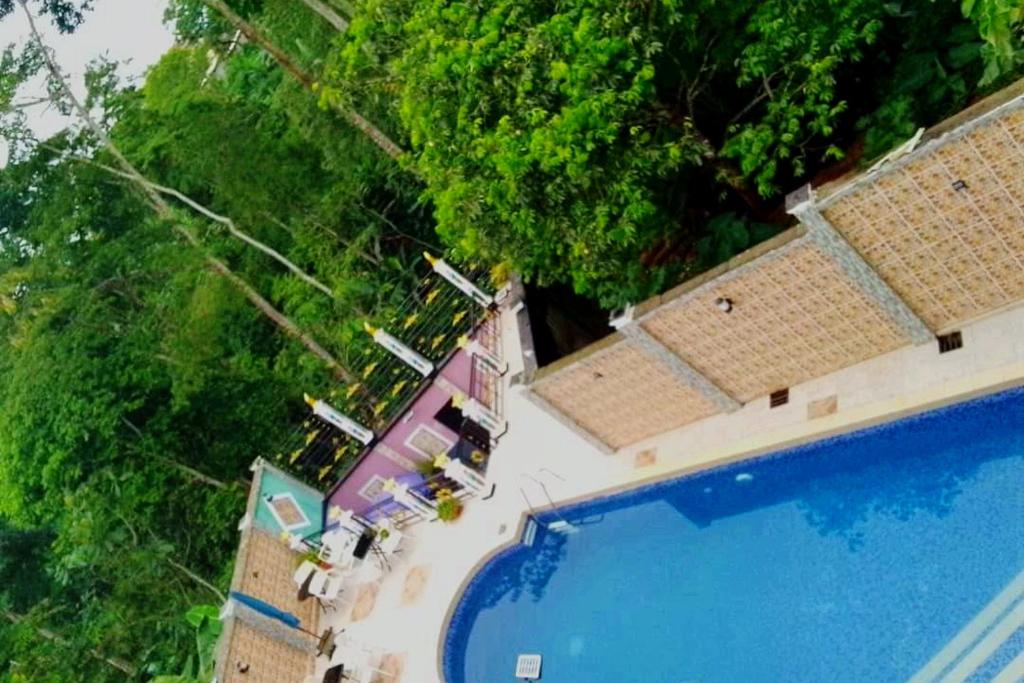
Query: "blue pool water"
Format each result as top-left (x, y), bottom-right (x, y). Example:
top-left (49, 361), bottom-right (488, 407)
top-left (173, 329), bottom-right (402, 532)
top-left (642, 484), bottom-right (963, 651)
top-left (443, 388), bottom-right (1024, 682)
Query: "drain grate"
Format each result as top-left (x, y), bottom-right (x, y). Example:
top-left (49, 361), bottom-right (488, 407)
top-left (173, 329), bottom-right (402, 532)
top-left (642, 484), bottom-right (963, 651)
top-left (769, 388), bottom-right (789, 408)
top-left (937, 331), bottom-right (963, 354)
top-left (515, 654), bottom-right (542, 680)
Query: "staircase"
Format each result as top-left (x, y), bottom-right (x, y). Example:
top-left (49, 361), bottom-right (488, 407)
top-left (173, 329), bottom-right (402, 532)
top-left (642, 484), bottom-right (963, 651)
top-left (908, 569), bottom-right (1024, 683)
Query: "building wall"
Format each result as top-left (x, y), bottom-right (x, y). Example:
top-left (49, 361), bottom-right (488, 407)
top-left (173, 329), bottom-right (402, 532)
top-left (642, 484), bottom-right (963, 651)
top-left (327, 347), bottom-right (476, 513)
top-left (253, 466), bottom-right (324, 536)
top-left (532, 333), bottom-right (720, 450)
top-left (819, 102), bottom-right (1024, 332)
top-left (639, 240), bottom-right (912, 403)
top-left (213, 460), bottom-right (323, 683)
top-left (527, 78), bottom-right (1024, 452)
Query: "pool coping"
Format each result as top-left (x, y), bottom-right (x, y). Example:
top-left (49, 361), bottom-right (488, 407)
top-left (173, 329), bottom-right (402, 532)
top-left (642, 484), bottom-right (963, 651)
top-left (435, 361), bottom-right (1024, 682)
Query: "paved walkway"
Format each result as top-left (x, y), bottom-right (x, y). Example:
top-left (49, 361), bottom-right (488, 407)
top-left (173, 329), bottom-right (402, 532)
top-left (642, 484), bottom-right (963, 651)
top-left (318, 300), bottom-right (1024, 683)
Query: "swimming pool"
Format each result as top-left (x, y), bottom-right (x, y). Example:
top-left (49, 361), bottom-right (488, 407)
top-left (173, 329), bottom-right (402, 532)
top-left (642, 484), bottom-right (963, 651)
top-left (442, 387), bottom-right (1024, 682)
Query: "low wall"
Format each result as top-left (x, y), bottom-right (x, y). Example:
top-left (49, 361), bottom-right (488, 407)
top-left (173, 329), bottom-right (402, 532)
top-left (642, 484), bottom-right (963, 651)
top-left (526, 77), bottom-right (1024, 451)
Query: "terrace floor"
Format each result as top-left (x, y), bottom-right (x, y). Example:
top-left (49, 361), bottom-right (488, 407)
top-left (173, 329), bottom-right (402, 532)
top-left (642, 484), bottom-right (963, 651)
top-left (316, 298), bottom-right (1024, 683)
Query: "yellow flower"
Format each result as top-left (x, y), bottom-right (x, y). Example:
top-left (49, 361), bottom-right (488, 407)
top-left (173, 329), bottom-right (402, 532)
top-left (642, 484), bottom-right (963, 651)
top-left (402, 313), bottom-right (419, 329)
top-left (318, 465), bottom-right (332, 480)
top-left (391, 380), bottom-right (408, 397)
top-left (437, 488), bottom-right (454, 500)
top-left (289, 449), bottom-right (303, 464)
top-left (362, 362), bottom-right (378, 379)
top-left (373, 400), bottom-right (389, 416)
top-left (431, 334), bottom-right (446, 350)
top-left (425, 289), bottom-right (439, 304)
top-left (305, 430), bottom-right (319, 445)
top-left (346, 383), bottom-right (362, 398)
top-left (453, 310), bottom-right (468, 325)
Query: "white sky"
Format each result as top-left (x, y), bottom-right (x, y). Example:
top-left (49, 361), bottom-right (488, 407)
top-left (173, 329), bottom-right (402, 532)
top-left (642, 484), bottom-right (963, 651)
top-left (0, 0), bottom-right (174, 163)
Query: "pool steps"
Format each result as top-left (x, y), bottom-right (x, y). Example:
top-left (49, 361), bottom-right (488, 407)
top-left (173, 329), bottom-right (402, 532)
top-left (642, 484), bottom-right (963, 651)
top-left (908, 568), bottom-right (1024, 683)
top-left (522, 518), bottom-right (537, 547)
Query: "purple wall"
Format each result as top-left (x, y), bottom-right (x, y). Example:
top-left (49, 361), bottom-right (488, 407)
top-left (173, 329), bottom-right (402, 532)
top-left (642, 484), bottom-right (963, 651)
top-left (327, 344), bottom-right (477, 514)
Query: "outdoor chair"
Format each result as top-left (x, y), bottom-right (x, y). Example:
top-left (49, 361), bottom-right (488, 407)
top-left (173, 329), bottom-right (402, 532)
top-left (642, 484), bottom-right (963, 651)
top-left (293, 560), bottom-right (318, 587)
top-left (319, 530), bottom-right (358, 568)
top-left (328, 644), bottom-right (385, 683)
top-left (308, 568), bottom-right (345, 603)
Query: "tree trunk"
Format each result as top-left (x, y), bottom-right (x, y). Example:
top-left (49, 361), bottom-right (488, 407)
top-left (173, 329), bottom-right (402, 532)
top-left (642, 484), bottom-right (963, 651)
top-left (21, 1), bottom-right (354, 383)
top-left (3, 610), bottom-right (137, 676)
top-left (200, 0), bottom-right (404, 160)
top-left (300, 0), bottom-right (348, 32)
top-left (326, 0), bottom-right (356, 17)
top-left (167, 559), bottom-right (227, 602)
top-left (84, 158), bottom-right (335, 298)
top-left (161, 457), bottom-right (232, 489)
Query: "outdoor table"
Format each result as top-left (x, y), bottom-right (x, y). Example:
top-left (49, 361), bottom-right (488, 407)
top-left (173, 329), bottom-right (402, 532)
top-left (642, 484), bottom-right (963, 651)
top-left (315, 627), bottom-right (336, 658)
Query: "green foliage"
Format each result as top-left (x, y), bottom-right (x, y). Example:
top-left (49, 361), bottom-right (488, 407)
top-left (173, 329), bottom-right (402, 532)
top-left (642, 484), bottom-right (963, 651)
top-left (0, 0), bottom-right (92, 33)
top-left (0, 2), bottom-right (444, 676)
top-left (436, 496), bottom-right (463, 522)
top-left (325, 0), bottom-right (1022, 306)
top-left (695, 214), bottom-right (782, 270)
top-left (963, 0), bottom-right (1024, 83)
top-left (857, 4), bottom-right (984, 159)
top-left (150, 605), bottom-right (221, 683)
top-left (328, 0), bottom-right (707, 306)
top-left (720, 0), bottom-right (887, 195)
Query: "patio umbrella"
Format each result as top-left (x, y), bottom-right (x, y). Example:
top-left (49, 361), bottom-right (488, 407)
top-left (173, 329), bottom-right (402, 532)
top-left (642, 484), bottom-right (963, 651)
top-left (229, 591), bottom-right (317, 637)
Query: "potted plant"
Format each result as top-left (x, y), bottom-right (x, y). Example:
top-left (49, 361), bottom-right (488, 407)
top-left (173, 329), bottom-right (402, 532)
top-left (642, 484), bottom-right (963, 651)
top-left (436, 497), bottom-right (463, 523)
top-left (296, 547), bottom-right (332, 570)
top-left (416, 458), bottom-right (438, 477)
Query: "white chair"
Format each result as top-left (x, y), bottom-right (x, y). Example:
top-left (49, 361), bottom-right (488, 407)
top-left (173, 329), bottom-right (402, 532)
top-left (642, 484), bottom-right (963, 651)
top-left (376, 521), bottom-right (403, 556)
top-left (319, 530), bottom-right (357, 567)
top-left (307, 567), bottom-right (346, 607)
top-left (379, 530), bottom-right (402, 556)
top-left (328, 643), bottom-right (386, 682)
top-left (293, 560), bottom-right (318, 587)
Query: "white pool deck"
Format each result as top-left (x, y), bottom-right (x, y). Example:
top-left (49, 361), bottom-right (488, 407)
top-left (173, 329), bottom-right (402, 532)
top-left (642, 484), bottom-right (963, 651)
top-left (319, 300), bottom-right (1024, 683)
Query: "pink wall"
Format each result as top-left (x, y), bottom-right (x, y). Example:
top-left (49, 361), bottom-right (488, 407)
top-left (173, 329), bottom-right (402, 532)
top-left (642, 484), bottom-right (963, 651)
top-left (328, 346), bottom-right (475, 513)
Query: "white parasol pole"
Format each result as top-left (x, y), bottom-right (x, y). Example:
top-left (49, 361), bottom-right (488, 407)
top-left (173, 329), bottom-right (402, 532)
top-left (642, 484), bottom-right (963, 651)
top-left (424, 252), bottom-right (494, 308)
top-left (304, 394), bottom-right (374, 445)
top-left (364, 322), bottom-right (434, 377)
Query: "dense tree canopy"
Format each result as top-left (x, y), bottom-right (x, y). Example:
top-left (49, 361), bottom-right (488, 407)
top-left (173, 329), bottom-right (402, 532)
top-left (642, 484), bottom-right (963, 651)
top-left (324, 0), bottom-right (1017, 304)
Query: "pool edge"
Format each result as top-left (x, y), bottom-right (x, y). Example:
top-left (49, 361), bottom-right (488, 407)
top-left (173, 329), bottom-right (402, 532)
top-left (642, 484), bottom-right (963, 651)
top-left (435, 362), bottom-right (1024, 682)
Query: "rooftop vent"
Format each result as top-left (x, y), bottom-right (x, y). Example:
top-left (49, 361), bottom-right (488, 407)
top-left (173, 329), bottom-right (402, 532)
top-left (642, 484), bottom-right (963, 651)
top-left (516, 654), bottom-right (542, 680)
top-left (937, 331), bottom-right (963, 354)
top-left (769, 388), bottom-right (790, 408)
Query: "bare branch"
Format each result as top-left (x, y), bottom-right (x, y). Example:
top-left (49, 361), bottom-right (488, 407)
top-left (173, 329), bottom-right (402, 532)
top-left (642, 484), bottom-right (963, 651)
top-left (3, 610), bottom-right (137, 676)
top-left (167, 559), bottom-right (227, 602)
top-left (200, 0), bottom-right (403, 160)
top-left (77, 157), bottom-right (335, 297)
top-left (20, 1), bottom-right (354, 382)
top-left (300, 0), bottom-right (348, 32)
